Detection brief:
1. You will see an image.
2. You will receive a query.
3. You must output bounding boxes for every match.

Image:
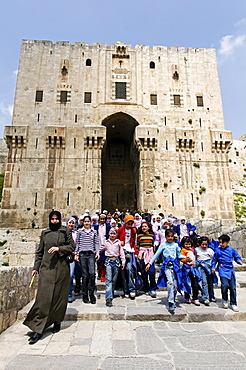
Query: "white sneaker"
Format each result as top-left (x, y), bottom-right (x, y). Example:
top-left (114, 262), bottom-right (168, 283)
top-left (130, 292), bottom-right (136, 298)
top-left (223, 301), bottom-right (229, 309)
top-left (231, 305), bottom-right (239, 312)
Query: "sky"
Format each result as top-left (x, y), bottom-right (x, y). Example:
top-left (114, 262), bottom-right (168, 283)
top-left (0, 0), bottom-right (246, 139)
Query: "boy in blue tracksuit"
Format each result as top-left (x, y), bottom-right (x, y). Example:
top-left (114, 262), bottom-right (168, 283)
top-left (212, 234), bottom-right (243, 312)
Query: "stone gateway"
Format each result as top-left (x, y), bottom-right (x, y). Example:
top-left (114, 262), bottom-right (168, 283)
top-left (1, 40), bottom-right (235, 228)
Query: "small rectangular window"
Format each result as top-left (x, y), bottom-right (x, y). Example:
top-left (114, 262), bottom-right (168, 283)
top-left (173, 95), bottom-right (181, 106)
top-left (150, 94), bottom-right (157, 105)
top-left (84, 92), bottom-right (92, 103)
top-left (35, 90), bottom-right (43, 102)
top-left (60, 91), bottom-right (68, 103)
top-left (197, 96), bottom-right (204, 107)
top-left (115, 82), bottom-right (126, 99)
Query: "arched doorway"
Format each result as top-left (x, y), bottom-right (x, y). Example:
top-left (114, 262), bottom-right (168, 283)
top-left (102, 112), bottom-right (139, 212)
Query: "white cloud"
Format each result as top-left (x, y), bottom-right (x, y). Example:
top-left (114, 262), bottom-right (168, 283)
top-left (235, 18), bottom-right (246, 27)
top-left (13, 70), bottom-right (18, 77)
top-left (218, 34), bottom-right (246, 57)
top-left (0, 102), bottom-right (13, 117)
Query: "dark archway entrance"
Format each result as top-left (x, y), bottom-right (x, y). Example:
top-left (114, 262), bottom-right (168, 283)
top-left (102, 112), bottom-right (139, 212)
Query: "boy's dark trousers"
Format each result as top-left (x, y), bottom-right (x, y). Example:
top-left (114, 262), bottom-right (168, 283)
top-left (220, 274), bottom-right (237, 305)
top-left (184, 272), bottom-right (199, 300)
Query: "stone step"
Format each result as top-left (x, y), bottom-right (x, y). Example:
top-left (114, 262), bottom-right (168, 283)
top-left (18, 287), bottom-right (246, 323)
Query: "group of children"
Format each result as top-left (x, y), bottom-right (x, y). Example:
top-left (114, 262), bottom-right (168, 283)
top-left (67, 211), bottom-right (243, 313)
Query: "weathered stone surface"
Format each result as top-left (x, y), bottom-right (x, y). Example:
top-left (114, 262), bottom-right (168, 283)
top-left (0, 40), bottom-right (236, 228)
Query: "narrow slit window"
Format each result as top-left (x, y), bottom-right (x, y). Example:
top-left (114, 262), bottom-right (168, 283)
top-left (191, 193), bottom-right (194, 207)
top-left (171, 193), bottom-right (175, 207)
top-left (34, 192), bottom-right (37, 207)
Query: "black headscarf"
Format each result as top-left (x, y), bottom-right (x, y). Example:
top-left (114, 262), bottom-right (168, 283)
top-left (49, 210), bottom-right (62, 231)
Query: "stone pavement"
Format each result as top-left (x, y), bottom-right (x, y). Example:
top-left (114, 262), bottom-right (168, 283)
top-left (1, 270), bottom-right (246, 369)
top-left (2, 319), bottom-right (246, 369)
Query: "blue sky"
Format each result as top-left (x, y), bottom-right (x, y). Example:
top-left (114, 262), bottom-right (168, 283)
top-left (0, 0), bottom-right (246, 139)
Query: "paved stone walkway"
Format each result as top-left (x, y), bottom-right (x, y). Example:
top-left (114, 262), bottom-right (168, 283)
top-left (1, 270), bottom-right (246, 369)
top-left (2, 319), bottom-right (246, 369)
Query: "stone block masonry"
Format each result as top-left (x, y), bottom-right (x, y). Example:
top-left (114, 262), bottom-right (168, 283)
top-left (0, 40), bottom-right (235, 228)
top-left (0, 266), bottom-right (37, 334)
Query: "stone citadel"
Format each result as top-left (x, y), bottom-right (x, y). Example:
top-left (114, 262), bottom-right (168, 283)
top-left (0, 40), bottom-right (237, 228)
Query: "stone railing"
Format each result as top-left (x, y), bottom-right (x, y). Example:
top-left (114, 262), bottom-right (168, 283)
top-left (196, 219), bottom-right (246, 259)
top-left (0, 266), bottom-right (37, 334)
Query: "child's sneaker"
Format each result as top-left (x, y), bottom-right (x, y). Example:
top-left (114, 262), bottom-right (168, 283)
top-left (106, 299), bottom-right (112, 307)
top-left (231, 305), bottom-right (239, 312)
top-left (210, 298), bottom-right (216, 302)
top-left (191, 299), bottom-right (200, 306)
top-left (150, 290), bottom-right (156, 298)
top-left (223, 301), bottom-right (229, 309)
top-left (168, 302), bottom-right (175, 313)
top-left (204, 300), bottom-right (210, 306)
top-left (130, 292), bottom-right (136, 299)
top-left (185, 298), bottom-right (191, 304)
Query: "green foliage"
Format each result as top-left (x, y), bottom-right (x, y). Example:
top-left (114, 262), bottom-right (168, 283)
top-left (193, 163), bottom-right (200, 168)
top-left (234, 192), bottom-right (246, 225)
top-left (200, 210), bottom-right (205, 218)
top-left (0, 240), bottom-right (7, 247)
top-left (163, 183), bottom-right (168, 188)
top-left (155, 175), bottom-right (160, 180)
top-left (2, 262), bottom-right (9, 266)
top-left (199, 186), bottom-right (206, 194)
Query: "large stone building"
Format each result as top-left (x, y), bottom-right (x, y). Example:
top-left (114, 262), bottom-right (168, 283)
top-left (1, 40), bottom-right (235, 228)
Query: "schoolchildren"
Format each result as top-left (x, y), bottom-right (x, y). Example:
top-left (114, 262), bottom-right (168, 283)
top-left (136, 221), bottom-right (157, 297)
top-left (66, 217), bottom-right (78, 303)
top-left (146, 229), bottom-right (183, 313)
top-left (99, 228), bottom-right (125, 307)
top-left (75, 215), bottom-right (99, 304)
top-left (118, 215), bottom-right (137, 299)
top-left (180, 236), bottom-right (201, 306)
top-left (173, 217), bottom-right (197, 241)
top-left (196, 236), bottom-right (216, 305)
top-left (96, 214), bottom-right (111, 282)
top-left (212, 234), bottom-right (243, 311)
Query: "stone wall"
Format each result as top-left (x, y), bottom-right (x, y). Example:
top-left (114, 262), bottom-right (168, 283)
top-left (0, 40), bottom-right (235, 227)
top-left (0, 228), bottom-right (40, 266)
top-left (196, 219), bottom-right (246, 259)
top-left (0, 266), bottom-right (37, 334)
